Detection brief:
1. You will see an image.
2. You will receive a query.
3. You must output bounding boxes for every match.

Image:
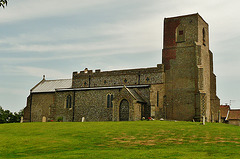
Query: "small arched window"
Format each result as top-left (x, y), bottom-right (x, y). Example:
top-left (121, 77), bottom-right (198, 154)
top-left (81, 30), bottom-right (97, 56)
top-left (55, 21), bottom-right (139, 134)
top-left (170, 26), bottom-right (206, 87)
top-left (203, 28), bottom-right (206, 46)
top-left (66, 95), bottom-right (72, 108)
top-left (107, 94), bottom-right (114, 108)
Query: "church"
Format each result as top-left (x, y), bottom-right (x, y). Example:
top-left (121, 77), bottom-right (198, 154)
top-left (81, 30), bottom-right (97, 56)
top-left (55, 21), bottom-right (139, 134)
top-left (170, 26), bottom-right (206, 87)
top-left (23, 13), bottom-right (220, 122)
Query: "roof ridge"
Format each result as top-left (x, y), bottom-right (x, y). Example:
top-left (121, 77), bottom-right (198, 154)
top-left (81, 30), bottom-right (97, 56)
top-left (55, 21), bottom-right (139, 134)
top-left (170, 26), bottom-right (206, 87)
top-left (124, 86), bottom-right (137, 100)
top-left (31, 78), bottom-right (72, 93)
top-left (45, 79), bottom-right (71, 81)
top-left (30, 78), bottom-right (45, 92)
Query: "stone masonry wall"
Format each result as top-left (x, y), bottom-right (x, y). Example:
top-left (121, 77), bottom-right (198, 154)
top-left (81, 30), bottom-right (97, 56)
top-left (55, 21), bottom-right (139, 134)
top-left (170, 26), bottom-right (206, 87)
top-left (198, 15), bottom-right (211, 122)
top-left (74, 89), bottom-right (115, 122)
top-left (23, 95), bottom-right (31, 122)
top-left (162, 14), bottom-right (215, 121)
top-left (53, 87), bottom-right (154, 122)
top-left (54, 91), bottom-right (74, 122)
top-left (31, 93), bottom-right (54, 122)
top-left (72, 64), bottom-right (164, 88)
top-left (209, 51), bottom-right (220, 122)
top-left (149, 84), bottom-right (165, 119)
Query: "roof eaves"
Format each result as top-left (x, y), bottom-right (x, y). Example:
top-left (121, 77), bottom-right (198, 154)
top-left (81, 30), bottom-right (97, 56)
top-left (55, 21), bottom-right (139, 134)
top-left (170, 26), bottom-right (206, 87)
top-left (31, 90), bottom-right (55, 94)
top-left (56, 85), bottom-right (150, 92)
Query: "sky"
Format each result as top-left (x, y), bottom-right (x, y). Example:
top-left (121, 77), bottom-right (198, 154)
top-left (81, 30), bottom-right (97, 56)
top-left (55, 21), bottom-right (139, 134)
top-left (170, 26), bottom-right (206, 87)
top-left (0, 0), bottom-right (240, 112)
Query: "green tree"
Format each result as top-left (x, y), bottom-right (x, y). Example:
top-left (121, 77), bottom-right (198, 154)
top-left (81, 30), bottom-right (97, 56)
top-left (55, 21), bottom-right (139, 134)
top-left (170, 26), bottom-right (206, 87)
top-left (0, 106), bottom-right (23, 123)
top-left (0, 0), bottom-right (8, 8)
top-left (0, 106), bottom-right (5, 123)
top-left (13, 109), bottom-right (24, 122)
top-left (0, 106), bottom-right (9, 123)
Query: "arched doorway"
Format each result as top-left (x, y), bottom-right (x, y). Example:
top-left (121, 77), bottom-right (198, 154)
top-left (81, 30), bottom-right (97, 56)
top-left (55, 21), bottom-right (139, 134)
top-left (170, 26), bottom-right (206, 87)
top-left (119, 99), bottom-right (129, 121)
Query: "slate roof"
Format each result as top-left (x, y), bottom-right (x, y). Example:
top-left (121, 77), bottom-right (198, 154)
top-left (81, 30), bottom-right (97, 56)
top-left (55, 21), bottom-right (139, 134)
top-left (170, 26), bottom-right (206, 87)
top-left (125, 86), bottom-right (146, 103)
top-left (31, 79), bottom-right (72, 93)
top-left (226, 109), bottom-right (240, 120)
top-left (220, 105), bottom-right (230, 118)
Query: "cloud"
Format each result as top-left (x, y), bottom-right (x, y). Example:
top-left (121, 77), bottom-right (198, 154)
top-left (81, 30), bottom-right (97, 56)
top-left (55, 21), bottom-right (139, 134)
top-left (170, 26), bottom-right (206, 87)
top-left (0, 87), bottom-right (28, 112)
top-left (0, 0), bottom-right (113, 24)
top-left (8, 66), bottom-right (70, 79)
top-left (0, 12), bottom-right (162, 65)
top-left (0, 87), bottom-right (25, 95)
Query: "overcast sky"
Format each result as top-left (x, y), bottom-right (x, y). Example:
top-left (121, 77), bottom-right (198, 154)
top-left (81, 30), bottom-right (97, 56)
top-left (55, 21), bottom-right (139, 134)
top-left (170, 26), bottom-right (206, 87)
top-left (0, 0), bottom-right (240, 112)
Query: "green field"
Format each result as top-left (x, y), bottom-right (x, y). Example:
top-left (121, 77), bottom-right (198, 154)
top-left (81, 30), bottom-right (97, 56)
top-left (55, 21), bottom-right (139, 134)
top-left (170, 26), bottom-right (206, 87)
top-left (0, 121), bottom-right (239, 159)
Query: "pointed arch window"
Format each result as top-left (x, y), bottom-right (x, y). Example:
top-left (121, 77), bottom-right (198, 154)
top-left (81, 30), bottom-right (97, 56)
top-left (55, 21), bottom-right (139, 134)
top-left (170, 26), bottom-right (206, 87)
top-left (107, 94), bottom-right (114, 108)
top-left (66, 95), bottom-right (72, 108)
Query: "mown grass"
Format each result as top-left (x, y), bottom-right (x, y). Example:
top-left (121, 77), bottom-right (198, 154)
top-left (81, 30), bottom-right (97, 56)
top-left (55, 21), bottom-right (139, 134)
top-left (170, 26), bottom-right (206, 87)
top-left (0, 121), bottom-right (239, 159)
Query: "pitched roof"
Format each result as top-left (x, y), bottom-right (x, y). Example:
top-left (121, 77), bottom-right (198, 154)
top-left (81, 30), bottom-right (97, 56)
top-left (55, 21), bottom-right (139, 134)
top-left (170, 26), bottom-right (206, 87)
top-left (227, 109), bottom-right (240, 120)
top-left (220, 105), bottom-right (230, 118)
top-left (31, 79), bottom-right (72, 93)
top-left (124, 86), bottom-right (146, 103)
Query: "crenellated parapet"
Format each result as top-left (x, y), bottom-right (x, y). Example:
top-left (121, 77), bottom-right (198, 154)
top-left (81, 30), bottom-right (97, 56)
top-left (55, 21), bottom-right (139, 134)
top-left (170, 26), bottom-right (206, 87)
top-left (72, 64), bottom-right (164, 88)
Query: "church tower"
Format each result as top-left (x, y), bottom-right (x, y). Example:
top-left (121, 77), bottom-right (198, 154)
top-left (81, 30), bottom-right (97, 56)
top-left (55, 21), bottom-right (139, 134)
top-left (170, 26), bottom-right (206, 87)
top-left (162, 13), bottom-right (219, 122)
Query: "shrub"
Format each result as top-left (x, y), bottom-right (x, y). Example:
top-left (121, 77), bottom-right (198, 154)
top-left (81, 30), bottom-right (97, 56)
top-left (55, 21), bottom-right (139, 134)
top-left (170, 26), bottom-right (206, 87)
top-left (57, 117), bottom-right (63, 122)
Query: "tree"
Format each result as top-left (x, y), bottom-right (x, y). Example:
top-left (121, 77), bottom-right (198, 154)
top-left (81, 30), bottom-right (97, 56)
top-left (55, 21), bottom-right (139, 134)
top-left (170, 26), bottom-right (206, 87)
top-left (0, 106), bottom-right (5, 123)
top-left (0, 0), bottom-right (8, 8)
top-left (13, 109), bottom-right (24, 123)
top-left (0, 106), bottom-right (23, 123)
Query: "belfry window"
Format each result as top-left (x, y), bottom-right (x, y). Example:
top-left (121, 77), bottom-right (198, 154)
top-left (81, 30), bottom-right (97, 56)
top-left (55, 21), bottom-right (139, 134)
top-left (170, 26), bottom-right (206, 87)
top-left (203, 28), bottom-right (206, 46)
top-left (66, 95), bottom-right (72, 108)
top-left (107, 94), bottom-right (114, 108)
top-left (176, 25), bottom-right (185, 42)
top-left (179, 30), bottom-right (184, 35)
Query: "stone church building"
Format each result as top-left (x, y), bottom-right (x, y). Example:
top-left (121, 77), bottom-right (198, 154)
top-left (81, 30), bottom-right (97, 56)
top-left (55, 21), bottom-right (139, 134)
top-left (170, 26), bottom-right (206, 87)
top-left (23, 13), bottom-right (220, 122)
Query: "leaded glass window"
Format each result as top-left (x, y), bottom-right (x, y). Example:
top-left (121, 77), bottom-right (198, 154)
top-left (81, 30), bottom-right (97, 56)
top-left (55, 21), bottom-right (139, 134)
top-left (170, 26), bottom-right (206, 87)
top-left (107, 94), bottom-right (114, 108)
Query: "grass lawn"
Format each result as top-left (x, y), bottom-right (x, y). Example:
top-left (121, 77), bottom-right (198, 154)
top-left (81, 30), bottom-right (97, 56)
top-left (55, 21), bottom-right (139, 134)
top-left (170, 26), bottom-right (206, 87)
top-left (0, 121), bottom-right (239, 159)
